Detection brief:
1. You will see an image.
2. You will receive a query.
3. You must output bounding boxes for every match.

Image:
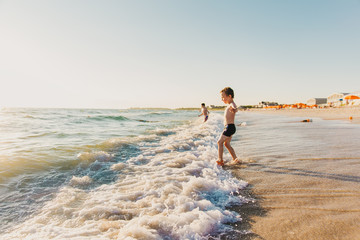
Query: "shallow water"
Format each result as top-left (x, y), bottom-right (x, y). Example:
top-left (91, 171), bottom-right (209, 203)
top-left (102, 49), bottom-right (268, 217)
top-left (231, 112), bottom-right (360, 240)
top-left (2, 108), bottom-right (360, 239)
top-left (234, 111), bottom-right (360, 162)
top-left (0, 108), bottom-right (248, 239)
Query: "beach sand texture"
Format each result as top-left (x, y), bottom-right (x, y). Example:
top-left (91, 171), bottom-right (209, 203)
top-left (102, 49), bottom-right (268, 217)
top-left (251, 106), bottom-right (360, 124)
top-left (229, 107), bottom-right (360, 240)
top-left (230, 160), bottom-right (360, 240)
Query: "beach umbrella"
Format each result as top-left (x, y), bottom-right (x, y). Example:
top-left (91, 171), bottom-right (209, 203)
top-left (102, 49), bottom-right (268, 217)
top-left (344, 95), bottom-right (360, 100)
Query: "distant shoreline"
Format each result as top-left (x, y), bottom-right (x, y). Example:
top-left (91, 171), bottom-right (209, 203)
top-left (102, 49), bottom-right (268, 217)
top-left (247, 106), bottom-right (360, 124)
top-left (175, 107), bottom-right (226, 111)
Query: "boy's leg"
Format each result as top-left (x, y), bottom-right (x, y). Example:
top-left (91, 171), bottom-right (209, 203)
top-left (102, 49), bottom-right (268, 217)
top-left (217, 135), bottom-right (228, 162)
top-left (224, 137), bottom-right (237, 160)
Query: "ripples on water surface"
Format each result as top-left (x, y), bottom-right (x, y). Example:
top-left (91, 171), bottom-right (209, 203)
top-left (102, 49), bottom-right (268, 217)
top-left (1, 108), bottom-right (360, 239)
top-left (0, 108), bottom-right (249, 239)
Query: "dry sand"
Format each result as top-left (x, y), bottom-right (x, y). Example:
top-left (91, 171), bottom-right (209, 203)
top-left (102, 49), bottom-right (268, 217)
top-left (226, 107), bottom-right (360, 240)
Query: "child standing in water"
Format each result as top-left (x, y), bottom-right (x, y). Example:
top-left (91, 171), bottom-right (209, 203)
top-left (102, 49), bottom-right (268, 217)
top-left (217, 87), bottom-right (240, 166)
top-left (198, 103), bottom-right (209, 122)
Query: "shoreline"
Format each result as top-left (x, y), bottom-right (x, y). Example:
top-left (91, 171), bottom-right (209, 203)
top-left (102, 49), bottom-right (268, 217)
top-left (247, 106), bottom-right (360, 124)
top-left (228, 107), bottom-right (360, 239)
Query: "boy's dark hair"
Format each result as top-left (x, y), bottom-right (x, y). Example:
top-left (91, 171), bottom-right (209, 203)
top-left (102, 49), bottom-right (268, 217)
top-left (201, 103), bottom-right (205, 106)
top-left (221, 87), bottom-right (234, 98)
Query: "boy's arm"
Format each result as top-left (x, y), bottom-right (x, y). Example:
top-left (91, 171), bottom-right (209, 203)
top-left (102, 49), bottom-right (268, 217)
top-left (230, 102), bottom-right (238, 113)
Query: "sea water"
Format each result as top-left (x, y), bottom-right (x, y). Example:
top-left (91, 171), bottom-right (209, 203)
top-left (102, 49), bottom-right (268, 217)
top-left (2, 108), bottom-right (360, 239)
top-left (0, 108), bottom-right (248, 239)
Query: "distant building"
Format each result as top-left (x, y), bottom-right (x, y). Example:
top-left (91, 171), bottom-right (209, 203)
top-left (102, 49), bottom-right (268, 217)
top-left (327, 92), bottom-right (349, 106)
top-left (306, 98), bottom-right (327, 106)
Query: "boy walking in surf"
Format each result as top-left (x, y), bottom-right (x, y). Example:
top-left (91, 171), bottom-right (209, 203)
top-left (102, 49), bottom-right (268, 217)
top-left (217, 87), bottom-right (240, 166)
top-left (198, 103), bottom-right (209, 122)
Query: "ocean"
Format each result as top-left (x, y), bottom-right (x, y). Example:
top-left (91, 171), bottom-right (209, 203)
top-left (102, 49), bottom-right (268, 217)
top-left (1, 108), bottom-right (360, 239)
top-left (0, 108), bottom-right (249, 239)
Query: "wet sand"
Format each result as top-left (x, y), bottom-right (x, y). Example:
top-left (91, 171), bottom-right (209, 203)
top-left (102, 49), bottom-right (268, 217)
top-left (227, 107), bottom-right (360, 240)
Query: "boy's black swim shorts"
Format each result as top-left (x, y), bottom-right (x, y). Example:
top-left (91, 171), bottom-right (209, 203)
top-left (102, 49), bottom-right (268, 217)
top-left (222, 124), bottom-right (236, 137)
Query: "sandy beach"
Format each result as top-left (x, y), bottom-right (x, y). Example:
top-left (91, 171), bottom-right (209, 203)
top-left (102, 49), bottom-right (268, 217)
top-left (249, 106), bottom-right (360, 124)
top-left (228, 107), bottom-right (360, 240)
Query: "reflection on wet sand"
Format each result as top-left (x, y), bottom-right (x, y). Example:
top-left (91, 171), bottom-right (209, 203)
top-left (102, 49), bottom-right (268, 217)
top-left (230, 157), bottom-right (360, 240)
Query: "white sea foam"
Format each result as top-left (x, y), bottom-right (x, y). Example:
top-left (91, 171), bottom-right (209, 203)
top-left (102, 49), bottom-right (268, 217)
top-left (111, 162), bottom-right (126, 171)
top-left (70, 176), bottom-right (93, 186)
top-left (1, 114), bottom-right (248, 239)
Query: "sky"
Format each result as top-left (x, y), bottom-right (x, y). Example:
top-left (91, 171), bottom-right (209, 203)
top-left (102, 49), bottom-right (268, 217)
top-left (0, 0), bottom-right (359, 109)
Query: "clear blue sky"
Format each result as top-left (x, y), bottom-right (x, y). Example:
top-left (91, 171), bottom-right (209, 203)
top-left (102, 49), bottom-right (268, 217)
top-left (1, 0), bottom-right (359, 108)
